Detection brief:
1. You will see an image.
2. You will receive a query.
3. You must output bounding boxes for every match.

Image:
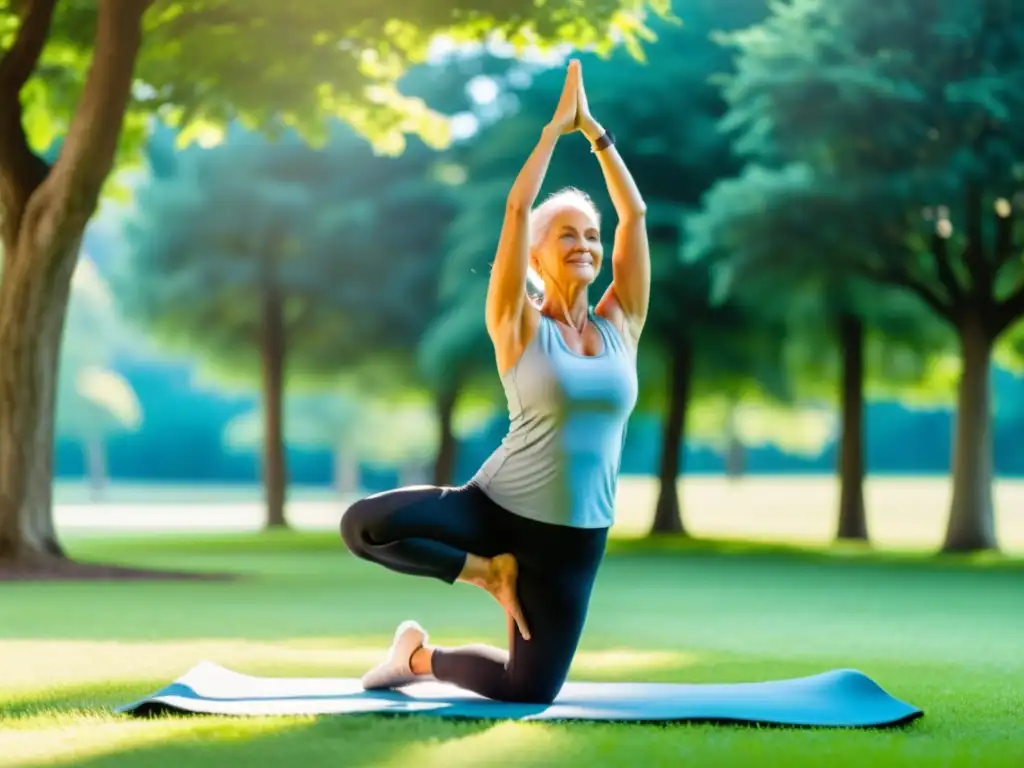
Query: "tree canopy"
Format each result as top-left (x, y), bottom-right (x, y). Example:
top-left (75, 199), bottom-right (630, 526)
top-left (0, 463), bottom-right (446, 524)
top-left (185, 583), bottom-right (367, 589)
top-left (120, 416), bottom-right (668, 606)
top-left (0, 0), bottom-right (671, 564)
top-left (111, 119), bottom-right (456, 525)
top-left (699, 0), bottom-right (1024, 551)
top-left (716, 0), bottom-right (1024, 331)
top-left (4, 0), bottom-right (673, 163)
top-left (113, 121), bottom-right (454, 383)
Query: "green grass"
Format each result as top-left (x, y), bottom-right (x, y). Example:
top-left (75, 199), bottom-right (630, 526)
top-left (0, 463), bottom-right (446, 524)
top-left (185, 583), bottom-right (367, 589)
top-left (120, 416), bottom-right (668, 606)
top-left (2, 532), bottom-right (1023, 767)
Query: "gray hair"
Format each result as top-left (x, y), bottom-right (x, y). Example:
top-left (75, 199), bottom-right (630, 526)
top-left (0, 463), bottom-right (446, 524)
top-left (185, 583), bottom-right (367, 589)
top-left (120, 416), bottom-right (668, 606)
top-left (526, 187), bottom-right (601, 297)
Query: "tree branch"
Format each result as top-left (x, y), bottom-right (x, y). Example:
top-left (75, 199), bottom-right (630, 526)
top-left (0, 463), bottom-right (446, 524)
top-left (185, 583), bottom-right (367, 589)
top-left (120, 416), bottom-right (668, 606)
top-left (994, 206), bottom-right (1014, 266)
top-left (0, 0), bottom-right (57, 96)
top-left (851, 258), bottom-right (955, 324)
top-left (0, 0), bottom-right (57, 250)
top-left (0, 141), bottom-right (48, 251)
top-left (870, 221), bottom-right (960, 321)
top-left (963, 184), bottom-right (992, 300)
top-left (927, 229), bottom-right (966, 310)
top-left (994, 284), bottom-right (1024, 335)
top-left (33, 0), bottom-right (150, 234)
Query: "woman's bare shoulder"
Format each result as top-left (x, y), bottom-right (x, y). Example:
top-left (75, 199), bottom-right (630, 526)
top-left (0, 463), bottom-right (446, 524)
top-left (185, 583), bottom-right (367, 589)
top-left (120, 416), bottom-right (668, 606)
top-left (490, 301), bottom-right (542, 377)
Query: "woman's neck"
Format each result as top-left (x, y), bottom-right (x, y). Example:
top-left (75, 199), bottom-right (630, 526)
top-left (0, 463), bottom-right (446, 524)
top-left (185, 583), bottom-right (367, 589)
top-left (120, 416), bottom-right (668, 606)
top-left (540, 285), bottom-right (589, 333)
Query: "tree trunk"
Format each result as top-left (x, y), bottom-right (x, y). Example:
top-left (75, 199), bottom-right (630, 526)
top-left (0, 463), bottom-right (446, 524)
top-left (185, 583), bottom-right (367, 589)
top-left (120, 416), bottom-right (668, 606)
top-left (723, 406), bottom-right (745, 480)
top-left (835, 313), bottom-right (868, 541)
top-left (333, 442), bottom-right (359, 496)
top-left (650, 343), bottom-right (694, 535)
top-left (25, 252), bottom-right (77, 556)
top-left (0, 245), bottom-right (77, 561)
top-left (260, 286), bottom-right (288, 529)
top-left (0, 1), bottom-right (149, 568)
top-left (432, 386), bottom-right (459, 487)
top-left (85, 435), bottom-right (108, 502)
top-left (943, 313), bottom-right (996, 552)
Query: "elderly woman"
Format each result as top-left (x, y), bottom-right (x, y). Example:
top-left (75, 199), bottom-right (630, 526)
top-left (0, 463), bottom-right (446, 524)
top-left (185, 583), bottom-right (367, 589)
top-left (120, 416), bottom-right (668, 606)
top-left (341, 59), bottom-right (649, 705)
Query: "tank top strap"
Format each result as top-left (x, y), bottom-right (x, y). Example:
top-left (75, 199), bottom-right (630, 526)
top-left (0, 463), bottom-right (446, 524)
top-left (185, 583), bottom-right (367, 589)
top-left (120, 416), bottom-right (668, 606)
top-left (535, 311), bottom-right (556, 348)
top-left (590, 309), bottom-right (626, 356)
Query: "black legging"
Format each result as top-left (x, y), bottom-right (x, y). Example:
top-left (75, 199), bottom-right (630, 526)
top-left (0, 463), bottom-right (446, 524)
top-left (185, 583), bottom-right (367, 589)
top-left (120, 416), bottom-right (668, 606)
top-left (340, 482), bottom-right (608, 704)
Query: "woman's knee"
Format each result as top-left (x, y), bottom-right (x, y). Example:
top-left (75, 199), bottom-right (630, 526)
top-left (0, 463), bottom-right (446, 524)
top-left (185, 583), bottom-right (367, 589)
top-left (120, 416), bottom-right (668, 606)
top-left (502, 626), bottom-right (582, 705)
top-left (506, 676), bottom-right (562, 705)
top-left (504, 658), bottom-right (570, 705)
top-left (339, 495), bottom-right (380, 557)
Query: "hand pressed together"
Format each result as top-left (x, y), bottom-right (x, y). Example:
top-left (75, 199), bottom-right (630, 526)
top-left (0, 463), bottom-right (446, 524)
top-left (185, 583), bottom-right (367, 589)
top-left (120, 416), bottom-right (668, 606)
top-left (547, 59), bottom-right (581, 135)
top-left (575, 61), bottom-right (604, 141)
top-left (546, 59), bottom-right (603, 143)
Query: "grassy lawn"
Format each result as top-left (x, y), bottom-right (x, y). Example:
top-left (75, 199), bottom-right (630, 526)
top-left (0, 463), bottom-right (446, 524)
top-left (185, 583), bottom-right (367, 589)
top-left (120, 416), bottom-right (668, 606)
top-left (2, 530), bottom-right (1023, 767)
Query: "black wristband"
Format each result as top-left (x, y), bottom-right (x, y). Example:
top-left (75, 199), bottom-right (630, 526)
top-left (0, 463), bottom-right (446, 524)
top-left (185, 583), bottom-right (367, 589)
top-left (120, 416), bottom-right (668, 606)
top-left (591, 130), bottom-right (615, 153)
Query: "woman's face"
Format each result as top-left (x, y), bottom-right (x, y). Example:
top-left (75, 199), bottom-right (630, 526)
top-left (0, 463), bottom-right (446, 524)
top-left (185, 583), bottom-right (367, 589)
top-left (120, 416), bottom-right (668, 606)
top-left (531, 206), bottom-right (603, 290)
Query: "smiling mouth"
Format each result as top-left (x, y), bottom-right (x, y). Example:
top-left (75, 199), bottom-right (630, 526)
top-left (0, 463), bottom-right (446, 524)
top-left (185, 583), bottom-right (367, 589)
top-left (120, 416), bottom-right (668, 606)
top-left (566, 253), bottom-right (593, 265)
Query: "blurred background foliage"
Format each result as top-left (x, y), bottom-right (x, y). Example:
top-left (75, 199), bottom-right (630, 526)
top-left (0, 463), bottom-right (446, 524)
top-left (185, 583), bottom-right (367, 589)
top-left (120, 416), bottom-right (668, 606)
top-left (5, 0), bottom-right (1024, 552)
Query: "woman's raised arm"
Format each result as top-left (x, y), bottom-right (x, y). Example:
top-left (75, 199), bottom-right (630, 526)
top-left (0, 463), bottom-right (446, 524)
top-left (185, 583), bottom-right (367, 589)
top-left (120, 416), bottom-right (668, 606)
top-left (576, 64), bottom-right (650, 345)
top-left (485, 61), bottom-right (580, 340)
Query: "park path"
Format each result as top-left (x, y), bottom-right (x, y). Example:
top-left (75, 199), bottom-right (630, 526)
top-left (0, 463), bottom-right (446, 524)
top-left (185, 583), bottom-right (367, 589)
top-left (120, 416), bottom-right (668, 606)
top-left (55, 499), bottom-right (344, 534)
top-left (51, 477), bottom-right (1024, 553)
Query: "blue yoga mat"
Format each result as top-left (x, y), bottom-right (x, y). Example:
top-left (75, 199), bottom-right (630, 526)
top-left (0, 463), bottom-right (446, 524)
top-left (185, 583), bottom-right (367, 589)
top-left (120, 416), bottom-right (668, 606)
top-left (116, 661), bottom-right (922, 727)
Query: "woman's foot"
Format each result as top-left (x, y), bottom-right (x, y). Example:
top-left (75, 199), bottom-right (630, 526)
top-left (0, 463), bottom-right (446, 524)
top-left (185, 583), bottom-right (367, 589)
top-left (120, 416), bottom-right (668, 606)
top-left (460, 553), bottom-right (531, 641)
top-left (361, 620), bottom-right (434, 690)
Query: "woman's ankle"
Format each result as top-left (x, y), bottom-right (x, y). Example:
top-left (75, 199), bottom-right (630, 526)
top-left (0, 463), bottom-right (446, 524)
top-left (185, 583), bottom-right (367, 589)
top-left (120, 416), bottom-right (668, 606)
top-left (410, 646), bottom-right (434, 676)
top-left (456, 553), bottom-right (492, 588)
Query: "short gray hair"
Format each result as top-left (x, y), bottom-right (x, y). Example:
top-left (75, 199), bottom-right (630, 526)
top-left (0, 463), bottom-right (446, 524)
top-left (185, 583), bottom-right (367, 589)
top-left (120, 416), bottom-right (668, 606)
top-left (526, 187), bottom-right (600, 296)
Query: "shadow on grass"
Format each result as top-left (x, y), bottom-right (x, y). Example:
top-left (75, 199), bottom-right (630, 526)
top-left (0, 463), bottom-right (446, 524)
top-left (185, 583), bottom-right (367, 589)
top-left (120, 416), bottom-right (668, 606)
top-left (7, 689), bottom-right (932, 768)
top-left (13, 710), bottom-right (498, 768)
top-left (4, 678), bottom-right (497, 768)
top-left (2, 678), bottom-right (176, 720)
top-left (21, 656), bottom-right (1024, 768)
top-left (65, 531), bottom-right (344, 559)
top-left (67, 528), bottom-right (1024, 574)
top-left (24, 708), bottom-right (1016, 768)
top-left (605, 534), bottom-right (1024, 573)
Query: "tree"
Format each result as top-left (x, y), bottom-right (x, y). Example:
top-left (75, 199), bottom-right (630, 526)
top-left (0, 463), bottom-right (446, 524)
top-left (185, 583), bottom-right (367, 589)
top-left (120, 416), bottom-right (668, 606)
top-left (635, 256), bottom-right (788, 535)
top-left (115, 123), bottom-right (453, 528)
top-left (226, 389), bottom-right (494, 489)
top-left (57, 257), bottom-right (142, 499)
top-left (399, 52), bottom-right (534, 487)
top-left (712, 0), bottom-right (1024, 551)
top-left (687, 165), bottom-right (957, 542)
top-left (224, 393), bottom-right (365, 496)
top-left (417, 288), bottom-right (504, 485)
top-left (0, 0), bottom-right (669, 567)
top-left (355, 395), bottom-right (495, 485)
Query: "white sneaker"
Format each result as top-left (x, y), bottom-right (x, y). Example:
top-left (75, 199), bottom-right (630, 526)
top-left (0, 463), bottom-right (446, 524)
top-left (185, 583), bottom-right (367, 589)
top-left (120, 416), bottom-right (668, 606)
top-left (361, 620), bottom-right (430, 690)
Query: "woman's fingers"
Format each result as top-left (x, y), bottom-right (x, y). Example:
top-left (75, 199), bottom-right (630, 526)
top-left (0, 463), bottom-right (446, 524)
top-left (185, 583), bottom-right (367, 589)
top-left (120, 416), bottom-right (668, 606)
top-left (565, 59), bottom-right (580, 93)
top-left (507, 593), bottom-right (532, 643)
top-left (547, 59), bottom-right (581, 132)
top-left (510, 595), bottom-right (531, 641)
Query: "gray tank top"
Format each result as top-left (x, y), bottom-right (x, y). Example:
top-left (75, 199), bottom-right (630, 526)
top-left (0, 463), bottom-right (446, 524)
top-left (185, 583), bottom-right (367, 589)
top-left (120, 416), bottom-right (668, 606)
top-left (471, 309), bottom-right (638, 529)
